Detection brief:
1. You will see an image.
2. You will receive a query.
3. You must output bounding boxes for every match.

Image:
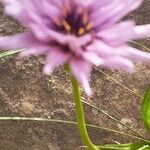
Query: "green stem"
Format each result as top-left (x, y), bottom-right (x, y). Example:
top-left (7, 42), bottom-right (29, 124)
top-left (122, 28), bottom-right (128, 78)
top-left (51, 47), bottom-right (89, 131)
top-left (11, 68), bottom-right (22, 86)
top-left (70, 75), bottom-right (99, 150)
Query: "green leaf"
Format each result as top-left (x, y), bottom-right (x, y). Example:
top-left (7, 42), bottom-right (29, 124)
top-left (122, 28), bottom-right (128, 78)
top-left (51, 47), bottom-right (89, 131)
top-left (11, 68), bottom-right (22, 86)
top-left (141, 86), bottom-right (150, 133)
top-left (98, 143), bottom-right (150, 150)
top-left (0, 49), bottom-right (23, 58)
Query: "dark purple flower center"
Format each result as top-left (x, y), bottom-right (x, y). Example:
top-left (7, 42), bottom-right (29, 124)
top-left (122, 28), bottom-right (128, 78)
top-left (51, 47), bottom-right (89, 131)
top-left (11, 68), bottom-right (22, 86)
top-left (53, 6), bottom-right (93, 36)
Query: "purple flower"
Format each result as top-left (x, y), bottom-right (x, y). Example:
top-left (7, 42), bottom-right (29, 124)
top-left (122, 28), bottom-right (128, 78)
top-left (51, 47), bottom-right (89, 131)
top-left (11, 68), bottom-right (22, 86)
top-left (0, 0), bottom-right (150, 95)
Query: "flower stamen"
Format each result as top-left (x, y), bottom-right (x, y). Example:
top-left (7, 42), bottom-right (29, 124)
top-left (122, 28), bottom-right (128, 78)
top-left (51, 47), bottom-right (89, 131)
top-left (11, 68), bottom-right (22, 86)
top-left (63, 3), bottom-right (70, 17)
top-left (78, 27), bottom-right (85, 35)
top-left (85, 22), bottom-right (94, 31)
top-left (82, 10), bottom-right (88, 25)
top-left (53, 5), bottom-right (93, 36)
top-left (53, 18), bottom-right (62, 27)
top-left (62, 20), bottom-right (71, 33)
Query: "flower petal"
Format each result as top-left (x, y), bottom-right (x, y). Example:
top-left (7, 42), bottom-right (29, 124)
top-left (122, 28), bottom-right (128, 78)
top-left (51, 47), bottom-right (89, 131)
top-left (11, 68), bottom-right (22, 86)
top-left (43, 48), bottom-right (70, 74)
top-left (75, 0), bottom-right (97, 7)
top-left (101, 57), bottom-right (135, 73)
top-left (0, 32), bottom-right (39, 50)
top-left (48, 0), bottom-right (63, 8)
top-left (82, 51), bottom-right (104, 66)
top-left (134, 24), bottom-right (150, 39)
top-left (70, 58), bottom-right (92, 96)
top-left (97, 21), bottom-right (136, 46)
top-left (1, 0), bottom-right (23, 17)
top-left (121, 47), bottom-right (150, 62)
top-left (87, 40), bottom-right (125, 57)
top-left (91, 0), bottom-right (143, 27)
top-left (42, 0), bottom-right (61, 19)
top-left (90, 0), bottom-right (112, 10)
top-left (19, 46), bottom-right (48, 57)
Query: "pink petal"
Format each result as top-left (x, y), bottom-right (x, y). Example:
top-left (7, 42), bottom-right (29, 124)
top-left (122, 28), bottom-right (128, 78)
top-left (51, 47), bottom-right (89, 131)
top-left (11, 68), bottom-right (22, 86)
top-left (82, 51), bottom-right (104, 66)
top-left (0, 32), bottom-right (39, 50)
top-left (70, 58), bottom-right (92, 96)
top-left (78, 34), bottom-right (92, 46)
top-left (42, 0), bottom-right (60, 19)
top-left (121, 47), bottom-right (150, 62)
top-left (75, 0), bottom-right (97, 7)
top-left (109, 0), bottom-right (143, 23)
top-left (29, 23), bottom-right (52, 42)
top-left (134, 25), bottom-right (150, 39)
top-left (1, 0), bottom-right (32, 25)
top-left (29, 23), bottom-right (67, 44)
top-left (101, 57), bottom-right (135, 73)
top-left (90, 0), bottom-right (112, 10)
top-left (43, 48), bottom-right (70, 74)
top-left (67, 35), bottom-right (84, 55)
top-left (19, 46), bottom-right (48, 57)
top-left (1, 0), bottom-right (23, 17)
top-left (91, 0), bottom-right (143, 27)
top-left (97, 21), bottom-right (136, 46)
top-left (23, 0), bottom-right (61, 21)
top-left (48, 0), bottom-right (63, 8)
top-left (87, 40), bottom-right (122, 57)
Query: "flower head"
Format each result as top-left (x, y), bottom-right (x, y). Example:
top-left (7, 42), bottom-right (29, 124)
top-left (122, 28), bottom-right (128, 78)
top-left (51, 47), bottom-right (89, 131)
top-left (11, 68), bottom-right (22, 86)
top-left (0, 0), bottom-right (150, 95)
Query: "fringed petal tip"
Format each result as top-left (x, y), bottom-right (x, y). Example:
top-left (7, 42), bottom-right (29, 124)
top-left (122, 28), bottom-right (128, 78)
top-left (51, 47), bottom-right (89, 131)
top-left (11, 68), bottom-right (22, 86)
top-left (43, 65), bottom-right (53, 75)
top-left (70, 58), bottom-right (92, 95)
top-left (101, 57), bottom-right (135, 73)
top-left (134, 24), bottom-right (150, 39)
top-left (81, 76), bottom-right (92, 96)
top-left (123, 47), bottom-right (150, 62)
top-left (43, 48), bottom-right (70, 75)
top-left (84, 86), bottom-right (92, 96)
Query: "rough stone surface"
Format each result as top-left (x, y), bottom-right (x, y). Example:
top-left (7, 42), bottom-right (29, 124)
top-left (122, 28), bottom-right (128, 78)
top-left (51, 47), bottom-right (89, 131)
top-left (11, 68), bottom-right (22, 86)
top-left (0, 1), bottom-right (150, 150)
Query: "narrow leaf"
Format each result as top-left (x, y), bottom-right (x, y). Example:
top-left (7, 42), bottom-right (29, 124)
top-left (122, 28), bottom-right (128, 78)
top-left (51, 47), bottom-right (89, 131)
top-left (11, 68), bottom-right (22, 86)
top-left (141, 86), bottom-right (150, 133)
top-left (0, 49), bottom-right (23, 58)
